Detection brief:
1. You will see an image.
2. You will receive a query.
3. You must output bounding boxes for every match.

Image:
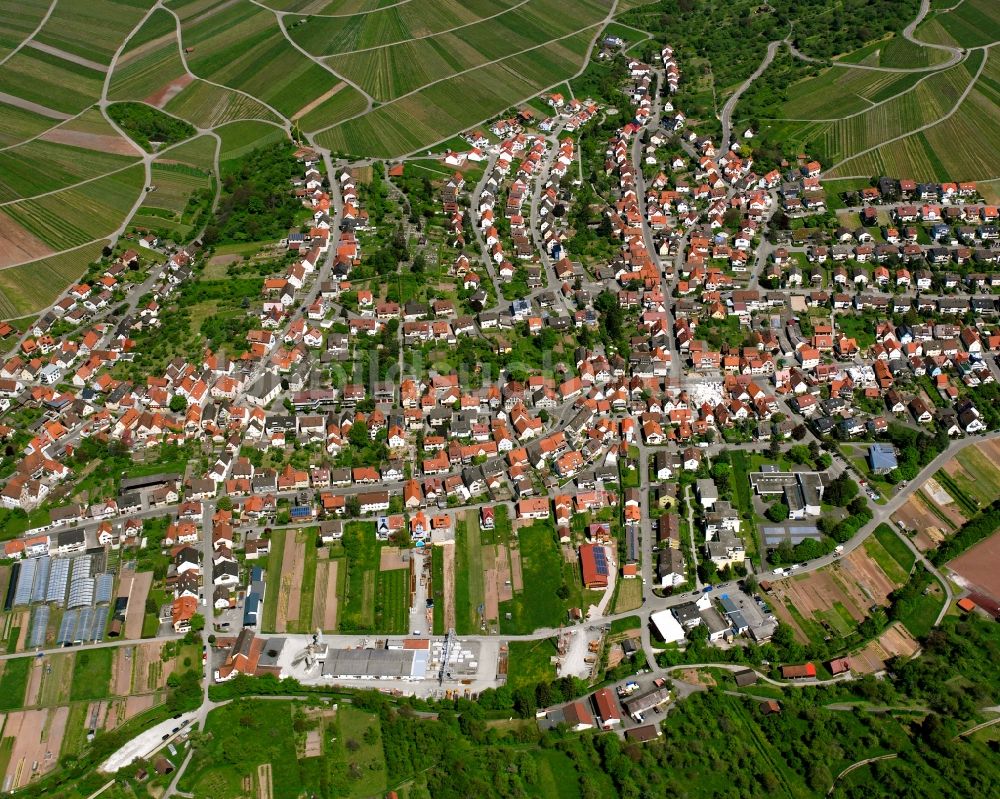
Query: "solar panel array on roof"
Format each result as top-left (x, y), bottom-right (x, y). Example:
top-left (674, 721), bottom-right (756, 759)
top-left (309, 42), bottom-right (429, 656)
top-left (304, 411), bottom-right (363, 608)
top-left (47, 558), bottom-right (70, 605)
top-left (592, 546), bottom-right (609, 576)
top-left (95, 574), bottom-right (114, 604)
top-left (57, 609), bottom-right (78, 644)
top-left (13, 558), bottom-right (36, 606)
top-left (29, 605), bottom-right (49, 648)
top-left (30, 557), bottom-right (50, 604)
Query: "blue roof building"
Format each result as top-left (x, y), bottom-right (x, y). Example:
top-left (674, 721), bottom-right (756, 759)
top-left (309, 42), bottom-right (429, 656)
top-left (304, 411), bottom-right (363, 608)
top-left (867, 443), bottom-right (898, 475)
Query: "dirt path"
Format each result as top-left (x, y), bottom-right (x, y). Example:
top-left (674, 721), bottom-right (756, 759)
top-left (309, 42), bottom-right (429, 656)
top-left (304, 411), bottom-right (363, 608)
top-left (25, 41), bottom-right (107, 72)
top-left (257, 763), bottom-right (273, 799)
top-left (276, 532), bottom-right (304, 633)
top-left (314, 560), bottom-right (339, 631)
top-left (123, 570), bottom-right (152, 640)
top-left (441, 543), bottom-right (456, 631)
top-left (482, 545), bottom-right (499, 624)
top-left (720, 38), bottom-right (783, 152)
top-left (23, 659), bottom-right (43, 707)
top-left (110, 648), bottom-right (133, 696)
top-left (292, 81), bottom-right (347, 120)
top-left (0, 92), bottom-right (70, 120)
top-left (0, 210), bottom-right (54, 268)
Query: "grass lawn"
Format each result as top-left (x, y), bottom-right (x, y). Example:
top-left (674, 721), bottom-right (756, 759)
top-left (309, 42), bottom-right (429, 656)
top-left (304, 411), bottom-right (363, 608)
top-left (612, 578), bottom-right (643, 613)
top-left (375, 568), bottom-right (410, 634)
top-left (863, 536), bottom-right (909, 586)
top-left (289, 528), bottom-right (318, 634)
top-left (506, 638), bottom-right (558, 689)
top-left (454, 513), bottom-right (484, 635)
top-left (70, 648), bottom-right (114, 702)
top-left (873, 524), bottom-right (916, 574)
top-left (500, 521), bottom-right (570, 634)
top-left (181, 699), bottom-right (321, 799)
top-left (955, 446), bottom-right (1000, 496)
top-left (60, 702), bottom-right (90, 757)
top-left (431, 545), bottom-right (444, 635)
top-left (609, 614), bottom-right (642, 635)
top-left (262, 528), bottom-right (287, 631)
top-left (0, 657), bottom-right (29, 710)
top-left (334, 706), bottom-right (387, 798)
top-left (340, 521), bottom-right (379, 632)
top-left (899, 583), bottom-right (946, 639)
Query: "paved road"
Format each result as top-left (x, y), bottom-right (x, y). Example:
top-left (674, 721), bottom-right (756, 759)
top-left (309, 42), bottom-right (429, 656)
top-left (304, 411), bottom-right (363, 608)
top-left (101, 711), bottom-right (198, 772)
top-left (719, 39), bottom-right (782, 153)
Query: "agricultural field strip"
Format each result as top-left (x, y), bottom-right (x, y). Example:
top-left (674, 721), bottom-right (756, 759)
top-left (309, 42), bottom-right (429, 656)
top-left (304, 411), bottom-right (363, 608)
top-left (0, 0), bottom-right (57, 70)
top-left (260, 0), bottom-right (416, 17)
top-left (312, 18), bottom-right (607, 134)
top-left (269, 7), bottom-right (377, 107)
top-left (0, 106), bottom-right (95, 154)
top-left (306, 0), bottom-right (533, 56)
top-left (0, 159), bottom-right (140, 209)
top-left (324, 0), bottom-right (609, 101)
top-left (826, 44), bottom-right (990, 174)
top-left (162, 4), bottom-right (294, 126)
top-left (773, 51), bottom-right (973, 121)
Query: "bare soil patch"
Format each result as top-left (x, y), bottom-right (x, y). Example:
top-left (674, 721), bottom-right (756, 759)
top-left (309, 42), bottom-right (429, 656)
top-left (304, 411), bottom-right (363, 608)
top-left (509, 547), bottom-right (523, 591)
top-left (23, 659), bottom-right (43, 707)
top-left (110, 648), bottom-right (133, 696)
top-left (495, 544), bottom-right (513, 603)
top-left (302, 728), bottom-right (322, 757)
top-left (123, 694), bottom-right (155, 722)
top-left (0, 212), bottom-right (54, 269)
top-left (39, 127), bottom-right (139, 155)
top-left (678, 668), bottom-right (716, 687)
top-left (146, 74), bottom-right (194, 109)
top-left (892, 494), bottom-right (951, 550)
top-left (949, 530), bottom-right (1000, 601)
top-left (379, 547), bottom-right (407, 571)
top-left (2, 707), bottom-right (65, 789)
top-left (850, 623), bottom-right (919, 674)
top-left (841, 548), bottom-right (900, 606)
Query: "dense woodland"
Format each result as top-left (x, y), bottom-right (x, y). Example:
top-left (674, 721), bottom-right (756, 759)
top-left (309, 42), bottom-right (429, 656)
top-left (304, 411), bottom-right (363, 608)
top-left (107, 102), bottom-right (195, 152)
top-left (203, 143), bottom-right (304, 244)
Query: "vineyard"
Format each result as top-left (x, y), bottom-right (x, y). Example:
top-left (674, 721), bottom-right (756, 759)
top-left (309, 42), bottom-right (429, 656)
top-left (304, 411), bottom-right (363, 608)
top-left (0, 242), bottom-right (105, 319)
top-left (3, 165), bottom-right (145, 250)
top-left (318, 25), bottom-right (598, 155)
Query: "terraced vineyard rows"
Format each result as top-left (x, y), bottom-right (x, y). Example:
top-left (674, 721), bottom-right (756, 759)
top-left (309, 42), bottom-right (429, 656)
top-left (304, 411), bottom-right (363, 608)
top-left (318, 24), bottom-right (599, 155)
top-left (776, 51), bottom-right (982, 166)
top-left (3, 165), bottom-right (145, 250)
top-left (165, 79), bottom-right (284, 128)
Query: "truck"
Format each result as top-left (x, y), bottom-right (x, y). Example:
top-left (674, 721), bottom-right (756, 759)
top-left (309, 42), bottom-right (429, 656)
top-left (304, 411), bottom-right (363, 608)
top-left (834, 545), bottom-right (844, 556)
top-left (772, 567), bottom-right (786, 576)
